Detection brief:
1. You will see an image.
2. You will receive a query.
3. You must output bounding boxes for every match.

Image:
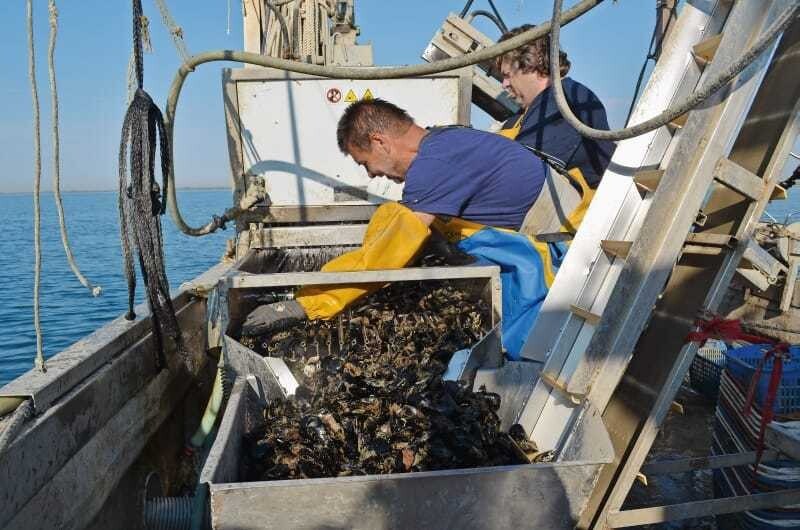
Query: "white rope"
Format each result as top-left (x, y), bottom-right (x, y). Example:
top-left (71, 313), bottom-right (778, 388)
top-left (301, 0), bottom-right (315, 61)
top-left (140, 14), bottom-right (153, 53)
top-left (152, 0), bottom-right (191, 62)
top-left (227, 0), bottom-right (232, 35)
top-left (48, 1), bottom-right (102, 298)
top-left (27, 0), bottom-right (45, 373)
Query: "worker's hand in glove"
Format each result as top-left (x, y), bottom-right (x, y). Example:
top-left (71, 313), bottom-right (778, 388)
top-left (242, 300), bottom-right (307, 336)
top-left (420, 230), bottom-right (476, 267)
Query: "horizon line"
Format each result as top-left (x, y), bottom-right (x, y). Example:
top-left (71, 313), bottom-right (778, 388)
top-left (0, 186), bottom-right (232, 195)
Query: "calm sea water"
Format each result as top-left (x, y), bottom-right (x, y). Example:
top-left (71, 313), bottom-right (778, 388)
top-left (0, 188), bottom-right (797, 388)
top-left (0, 190), bottom-right (231, 387)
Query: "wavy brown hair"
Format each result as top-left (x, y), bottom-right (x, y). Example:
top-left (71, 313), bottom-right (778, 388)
top-left (495, 24), bottom-right (571, 77)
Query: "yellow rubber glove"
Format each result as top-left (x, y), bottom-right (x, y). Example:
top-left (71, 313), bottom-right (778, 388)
top-left (296, 202), bottom-right (431, 320)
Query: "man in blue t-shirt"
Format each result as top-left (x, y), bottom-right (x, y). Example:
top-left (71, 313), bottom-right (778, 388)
top-left (243, 99), bottom-right (554, 357)
top-left (338, 99), bottom-right (546, 230)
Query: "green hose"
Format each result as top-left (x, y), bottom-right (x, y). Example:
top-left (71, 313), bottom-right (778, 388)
top-left (189, 366), bottom-right (224, 448)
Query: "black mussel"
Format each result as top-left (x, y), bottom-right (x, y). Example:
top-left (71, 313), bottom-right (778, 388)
top-left (244, 280), bottom-right (527, 481)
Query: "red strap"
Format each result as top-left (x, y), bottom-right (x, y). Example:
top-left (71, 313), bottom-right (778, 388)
top-left (742, 342), bottom-right (791, 470)
top-left (685, 316), bottom-right (775, 346)
top-left (688, 316), bottom-right (790, 471)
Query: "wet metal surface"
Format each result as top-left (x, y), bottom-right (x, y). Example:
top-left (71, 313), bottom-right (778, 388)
top-left (624, 386), bottom-right (718, 530)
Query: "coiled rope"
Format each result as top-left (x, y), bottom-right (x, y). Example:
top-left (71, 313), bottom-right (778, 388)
top-left (48, 1), bottom-right (103, 298)
top-left (119, 0), bottom-right (185, 369)
top-left (547, 0), bottom-right (800, 141)
top-left (27, 0), bottom-right (45, 372)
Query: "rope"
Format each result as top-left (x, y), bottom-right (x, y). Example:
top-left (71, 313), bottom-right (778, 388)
top-left (119, 0), bottom-right (186, 369)
top-left (0, 400), bottom-right (34, 454)
top-left (27, 0), bottom-right (45, 373)
top-left (686, 316), bottom-right (790, 469)
top-left (163, 0), bottom-right (603, 236)
top-left (152, 0), bottom-right (191, 63)
top-left (547, 0), bottom-right (800, 141)
top-left (301, 0), bottom-right (315, 61)
top-left (48, 1), bottom-right (102, 298)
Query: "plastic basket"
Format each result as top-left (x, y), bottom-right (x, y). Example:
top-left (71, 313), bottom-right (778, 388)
top-left (725, 344), bottom-right (800, 416)
top-left (689, 339), bottom-right (727, 400)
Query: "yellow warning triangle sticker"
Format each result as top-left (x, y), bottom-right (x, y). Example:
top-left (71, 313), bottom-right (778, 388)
top-left (344, 89), bottom-right (358, 103)
top-left (362, 88), bottom-right (374, 101)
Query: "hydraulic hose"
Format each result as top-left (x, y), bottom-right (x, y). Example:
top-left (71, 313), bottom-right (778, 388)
top-left (264, 1), bottom-right (291, 59)
top-left (468, 10), bottom-right (508, 35)
top-left (189, 365), bottom-right (225, 448)
top-left (548, 0), bottom-right (800, 141)
top-left (163, 0), bottom-right (603, 236)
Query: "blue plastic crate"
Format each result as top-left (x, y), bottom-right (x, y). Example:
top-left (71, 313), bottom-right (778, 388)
top-left (725, 344), bottom-right (800, 416)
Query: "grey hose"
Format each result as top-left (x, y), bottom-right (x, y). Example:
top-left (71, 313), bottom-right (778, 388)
top-left (468, 10), bottom-right (508, 35)
top-left (548, 0), bottom-right (800, 141)
top-left (163, 0), bottom-right (603, 236)
top-left (264, 1), bottom-right (292, 59)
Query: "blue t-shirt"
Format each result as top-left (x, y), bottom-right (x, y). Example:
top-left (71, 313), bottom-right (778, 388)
top-left (503, 77), bottom-right (616, 188)
top-left (401, 127), bottom-right (545, 230)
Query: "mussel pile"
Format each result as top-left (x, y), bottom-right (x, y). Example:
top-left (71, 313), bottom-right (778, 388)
top-left (241, 281), bottom-right (527, 480)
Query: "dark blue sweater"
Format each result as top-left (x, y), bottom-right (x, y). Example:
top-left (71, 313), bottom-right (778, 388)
top-left (503, 77), bottom-right (616, 188)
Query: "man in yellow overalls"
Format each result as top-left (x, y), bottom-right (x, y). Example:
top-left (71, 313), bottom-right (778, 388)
top-left (243, 99), bottom-right (570, 359)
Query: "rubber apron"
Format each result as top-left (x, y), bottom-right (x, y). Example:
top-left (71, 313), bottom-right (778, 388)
top-left (498, 113), bottom-right (595, 237)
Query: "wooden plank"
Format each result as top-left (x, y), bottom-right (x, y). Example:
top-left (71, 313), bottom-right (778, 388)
top-left (569, 304), bottom-right (601, 326)
top-left (601, 240), bottom-right (633, 259)
top-left (713, 158), bottom-right (765, 200)
top-left (667, 113), bottom-right (689, 131)
top-left (633, 169), bottom-right (664, 194)
top-left (692, 33), bottom-right (723, 66)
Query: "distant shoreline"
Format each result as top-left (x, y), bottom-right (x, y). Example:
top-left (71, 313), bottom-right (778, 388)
top-left (0, 187), bottom-right (231, 195)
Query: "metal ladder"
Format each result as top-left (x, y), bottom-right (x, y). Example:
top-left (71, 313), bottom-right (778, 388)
top-left (506, 0), bottom-right (799, 527)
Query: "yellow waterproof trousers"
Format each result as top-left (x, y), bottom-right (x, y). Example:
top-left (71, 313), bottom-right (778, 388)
top-left (295, 202), bottom-right (431, 320)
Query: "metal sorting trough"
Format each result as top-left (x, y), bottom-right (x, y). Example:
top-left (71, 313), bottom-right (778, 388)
top-left (199, 263), bottom-right (614, 529)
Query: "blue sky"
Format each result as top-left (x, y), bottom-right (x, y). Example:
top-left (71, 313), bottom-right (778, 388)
top-left (1, 1), bottom-right (659, 193)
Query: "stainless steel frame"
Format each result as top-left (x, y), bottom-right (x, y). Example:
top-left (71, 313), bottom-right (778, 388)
top-left (200, 335), bottom-right (613, 530)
